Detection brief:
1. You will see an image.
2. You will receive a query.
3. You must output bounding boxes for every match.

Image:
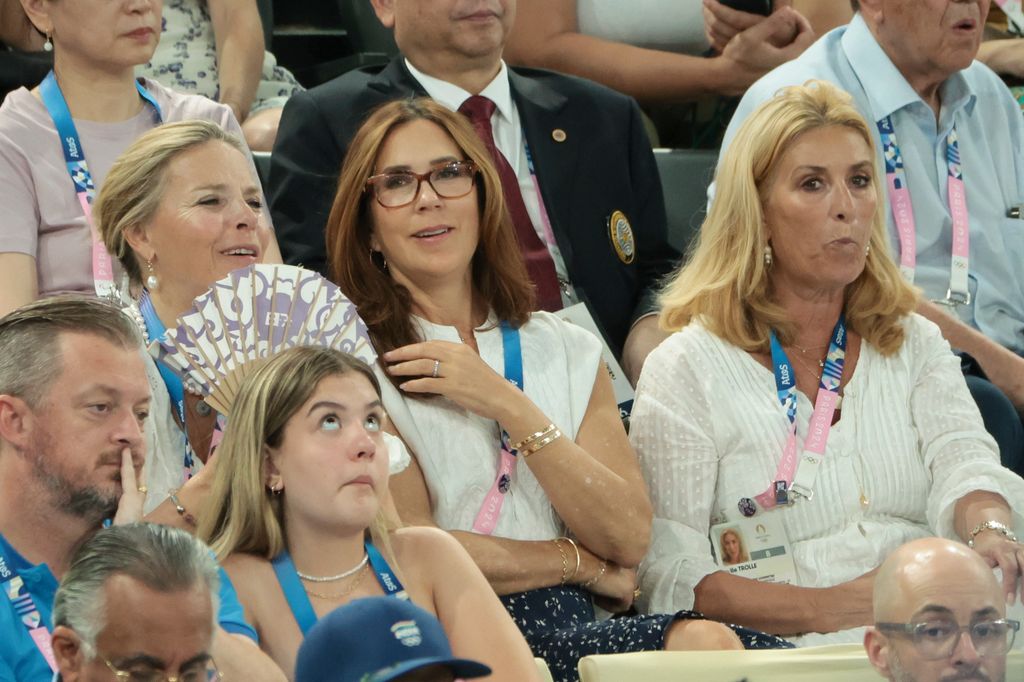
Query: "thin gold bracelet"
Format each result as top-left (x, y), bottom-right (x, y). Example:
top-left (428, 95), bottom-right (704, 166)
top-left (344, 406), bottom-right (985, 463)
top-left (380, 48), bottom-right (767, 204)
top-left (582, 559), bottom-right (608, 590)
top-left (553, 538), bottom-right (569, 585)
top-left (524, 429), bottom-right (562, 457)
top-left (512, 423), bottom-right (557, 452)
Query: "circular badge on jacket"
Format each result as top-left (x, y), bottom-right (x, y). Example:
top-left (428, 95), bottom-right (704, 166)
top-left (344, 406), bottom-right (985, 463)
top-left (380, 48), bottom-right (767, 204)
top-left (608, 210), bottom-right (636, 264)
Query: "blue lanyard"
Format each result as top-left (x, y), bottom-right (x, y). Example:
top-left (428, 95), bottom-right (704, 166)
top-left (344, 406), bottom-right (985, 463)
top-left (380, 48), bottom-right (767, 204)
top-left (40, 71), bottom-right (163, 194)
top-left (768, 315), bottom-right (848, 421)
top-left (272, 542), bottom-right (407, 636)
top-left (138, 291), bottom-right (195, 477)
top-left (139, 292), bottom-right (184, 419)
top-left (500, 321), bottom-right (524, 388)
top-left (0, 538), bottom-right (56, 672)
top-left (498, 321), bottom-right (523, 451)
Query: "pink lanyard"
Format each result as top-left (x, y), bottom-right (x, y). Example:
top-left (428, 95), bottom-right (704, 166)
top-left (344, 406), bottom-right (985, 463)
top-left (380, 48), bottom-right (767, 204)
top-left (471, 323), bottom-right (524, 535)
top-left (738, 317), bottom-right (847, 518)
top-left (877, 117), bottom-right (971, 306)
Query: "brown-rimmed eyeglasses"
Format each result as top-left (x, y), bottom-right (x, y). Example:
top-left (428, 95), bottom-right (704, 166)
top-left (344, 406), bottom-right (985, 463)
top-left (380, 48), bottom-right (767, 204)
top-left (365, 161), bottom-right (478, 208)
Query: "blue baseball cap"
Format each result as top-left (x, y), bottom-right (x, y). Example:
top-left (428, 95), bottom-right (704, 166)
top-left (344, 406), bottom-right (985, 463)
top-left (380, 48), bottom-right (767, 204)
top-left (295, 597), bottom-right (492, 682)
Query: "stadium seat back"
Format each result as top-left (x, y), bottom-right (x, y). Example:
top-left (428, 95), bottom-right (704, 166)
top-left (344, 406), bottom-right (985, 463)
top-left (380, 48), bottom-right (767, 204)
top-left (654, 148), bottom-right (718, 256)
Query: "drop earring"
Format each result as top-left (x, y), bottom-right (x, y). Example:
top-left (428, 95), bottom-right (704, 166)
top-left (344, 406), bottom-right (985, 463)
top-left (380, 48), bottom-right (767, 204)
top-left (763, 245), bottom-right (773, 267)
top-left (145, 259), bottom-right (159, 291)
top-left (43, 33), bottom-right (53, 52)
top-left (865, 244), bottom-right (871, 256)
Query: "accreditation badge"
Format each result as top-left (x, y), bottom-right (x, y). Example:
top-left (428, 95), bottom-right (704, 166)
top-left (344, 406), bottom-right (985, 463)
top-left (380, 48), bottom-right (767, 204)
top-left (710, 515), bottom-right (798, 584)
top-left (608, 210), bottom-right (636, 264)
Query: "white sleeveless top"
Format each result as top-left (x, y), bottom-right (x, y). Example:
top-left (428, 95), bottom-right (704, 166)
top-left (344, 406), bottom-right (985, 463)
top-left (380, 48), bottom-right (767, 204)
top-left (577, 0), bottom-right (710, 55)
top-left (377, 311), bottom-right (603, 540)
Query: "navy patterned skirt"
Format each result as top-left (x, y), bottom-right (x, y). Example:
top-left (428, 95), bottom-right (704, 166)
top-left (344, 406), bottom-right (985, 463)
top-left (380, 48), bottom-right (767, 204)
top-left (500, 586), bottom-right (791, 682)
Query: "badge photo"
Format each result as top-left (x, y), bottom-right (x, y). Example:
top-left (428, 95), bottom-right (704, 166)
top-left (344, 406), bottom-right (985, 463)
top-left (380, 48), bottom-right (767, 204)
top-left (607, 210), bottom-right (636, 265)
top-left (710, 516), bottom-right (798, 585)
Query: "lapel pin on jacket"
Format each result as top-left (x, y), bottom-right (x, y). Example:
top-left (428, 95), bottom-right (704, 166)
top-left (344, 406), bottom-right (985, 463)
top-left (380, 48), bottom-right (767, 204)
top-left (552, 128), bottom-right (567, 142)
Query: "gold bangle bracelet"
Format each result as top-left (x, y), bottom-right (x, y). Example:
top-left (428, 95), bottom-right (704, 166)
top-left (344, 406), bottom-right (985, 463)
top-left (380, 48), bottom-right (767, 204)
top-left (563, 536), bottom-right (581, 582)
top-left (523, 429), bottom-right (562, 457)
top-left (512, 423), bottom-right (557, 452)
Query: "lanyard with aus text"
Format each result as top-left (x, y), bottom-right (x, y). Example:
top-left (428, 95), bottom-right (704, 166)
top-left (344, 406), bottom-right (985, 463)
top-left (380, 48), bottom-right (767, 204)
top-left (39, 71), bottom-right (163, 300)
top-left (471, 321), bottom-right (524, 535)
top-left (877, 116), bottom-right (970, 306)
top-left (738, 316), bottom-right (847, 518)
top-left (0, 543), bottom-right (56, 672)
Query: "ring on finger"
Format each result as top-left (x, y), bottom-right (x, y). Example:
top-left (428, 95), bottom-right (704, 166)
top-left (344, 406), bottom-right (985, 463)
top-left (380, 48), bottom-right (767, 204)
top-left (137, 485), bottom-right (148, 494)
top-left (432, 359), bottom-right (440, 379)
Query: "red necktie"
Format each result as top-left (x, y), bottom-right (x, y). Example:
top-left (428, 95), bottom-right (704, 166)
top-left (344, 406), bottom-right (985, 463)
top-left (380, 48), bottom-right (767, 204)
top-left (458, 95), bottom-right (562, 312)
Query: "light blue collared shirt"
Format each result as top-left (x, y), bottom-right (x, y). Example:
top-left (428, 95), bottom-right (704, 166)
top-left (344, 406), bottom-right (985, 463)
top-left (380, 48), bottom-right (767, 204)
top-left (719, 13), bottom-right (1024, 354)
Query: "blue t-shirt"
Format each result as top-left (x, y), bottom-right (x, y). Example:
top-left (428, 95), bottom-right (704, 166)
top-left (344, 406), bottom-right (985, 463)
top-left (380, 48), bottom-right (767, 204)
top-left (0, 532), bottom-right (256, 681)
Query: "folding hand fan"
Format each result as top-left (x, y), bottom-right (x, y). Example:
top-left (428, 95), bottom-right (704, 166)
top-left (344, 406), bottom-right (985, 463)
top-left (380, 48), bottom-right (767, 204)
top-left (150, 264), bottom-right (375, 415)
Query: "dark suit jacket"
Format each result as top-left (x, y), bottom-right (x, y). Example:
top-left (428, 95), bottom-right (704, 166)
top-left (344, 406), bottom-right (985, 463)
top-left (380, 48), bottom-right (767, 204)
top-left (268, 57), bottom-right (679, 354)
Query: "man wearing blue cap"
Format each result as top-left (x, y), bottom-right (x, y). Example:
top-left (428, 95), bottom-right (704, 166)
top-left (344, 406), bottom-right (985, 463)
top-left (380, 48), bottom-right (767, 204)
top-left (295, 597), bottom-right (493, 682)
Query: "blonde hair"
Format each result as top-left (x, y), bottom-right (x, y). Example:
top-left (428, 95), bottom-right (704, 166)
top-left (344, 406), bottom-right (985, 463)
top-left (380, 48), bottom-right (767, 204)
top-left (199, 347), bottom-right (395, 565)
top-left (719, 528), bottom-right (749, 564)
top-left (659, 81), bottom-right (917, 354)
top-left (95, 120), bottom-right (247, 285)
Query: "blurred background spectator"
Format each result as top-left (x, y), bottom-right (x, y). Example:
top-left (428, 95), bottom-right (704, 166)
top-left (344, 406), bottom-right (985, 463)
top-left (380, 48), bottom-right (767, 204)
top-left (504, 0), bottom-right (852, 147)
top-left (135, 0), bottom-right (304, 151)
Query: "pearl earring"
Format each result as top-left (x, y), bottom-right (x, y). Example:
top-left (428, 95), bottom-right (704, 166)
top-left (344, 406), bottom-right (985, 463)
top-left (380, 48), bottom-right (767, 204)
top-left (763, 245), bottom-right (773, 267)
top-left (865, 244), bottom-right (871, 256)
top-left (43, 33), bottom-right (53, 52)
top-left (145, 259), bottom-right (159, 291)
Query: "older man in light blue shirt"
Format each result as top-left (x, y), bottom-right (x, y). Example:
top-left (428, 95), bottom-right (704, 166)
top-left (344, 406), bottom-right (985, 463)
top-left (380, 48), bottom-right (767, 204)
top-left (719, 0), bottom-right (1024, 472)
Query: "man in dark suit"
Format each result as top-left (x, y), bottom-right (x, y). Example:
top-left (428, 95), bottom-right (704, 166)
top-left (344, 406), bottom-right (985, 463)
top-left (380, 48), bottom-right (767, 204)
top-left (268, 0), bottom-right (679, 380)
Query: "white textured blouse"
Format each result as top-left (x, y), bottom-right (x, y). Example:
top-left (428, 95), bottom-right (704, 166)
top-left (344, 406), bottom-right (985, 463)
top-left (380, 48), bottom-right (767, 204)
top-left (630, 314), bottom-right (1024, 642)
top-left (377, 311), bottom-right (602, 540)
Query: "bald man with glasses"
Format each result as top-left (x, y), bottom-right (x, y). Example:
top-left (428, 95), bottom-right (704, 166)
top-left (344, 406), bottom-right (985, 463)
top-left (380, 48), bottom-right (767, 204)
top-left (865, 537), bottom-right (1020, 682)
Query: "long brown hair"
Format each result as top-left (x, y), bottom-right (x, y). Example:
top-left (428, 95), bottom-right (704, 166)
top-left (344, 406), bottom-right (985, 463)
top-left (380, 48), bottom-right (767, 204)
top-left (325, 98), bottom-right (533, 363)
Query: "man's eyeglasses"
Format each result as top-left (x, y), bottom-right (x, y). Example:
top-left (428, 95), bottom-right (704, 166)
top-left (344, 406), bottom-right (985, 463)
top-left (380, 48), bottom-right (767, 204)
top-left (102, 655), bottom-right (223, 682)
top-left (875, 618), bottom-right (1020, 660)
top-left (365, 161), bottom-right (478, 208)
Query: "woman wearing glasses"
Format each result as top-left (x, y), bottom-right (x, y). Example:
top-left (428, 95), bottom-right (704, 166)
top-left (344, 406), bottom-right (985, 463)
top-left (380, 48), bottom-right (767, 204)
top-left (324, 98), bottom-right (790, 682)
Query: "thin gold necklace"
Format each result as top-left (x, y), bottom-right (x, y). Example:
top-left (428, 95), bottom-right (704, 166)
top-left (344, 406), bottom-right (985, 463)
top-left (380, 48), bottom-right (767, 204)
top-left (303, 562), bottom-right (369, 600)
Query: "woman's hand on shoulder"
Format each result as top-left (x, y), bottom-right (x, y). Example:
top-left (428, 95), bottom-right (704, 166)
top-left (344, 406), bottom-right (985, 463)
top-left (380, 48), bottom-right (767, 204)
top-left (383, 341), bottom-right (527, 422)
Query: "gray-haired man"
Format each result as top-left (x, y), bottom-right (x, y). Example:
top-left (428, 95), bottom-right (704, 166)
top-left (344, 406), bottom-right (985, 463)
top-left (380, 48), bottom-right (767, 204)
top-left (51, 523), bottom-right (220, 682)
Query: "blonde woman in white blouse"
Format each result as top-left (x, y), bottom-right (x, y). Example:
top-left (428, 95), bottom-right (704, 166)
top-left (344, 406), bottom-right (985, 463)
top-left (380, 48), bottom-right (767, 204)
top-left (630, 81), bottom-right (1024, 645)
